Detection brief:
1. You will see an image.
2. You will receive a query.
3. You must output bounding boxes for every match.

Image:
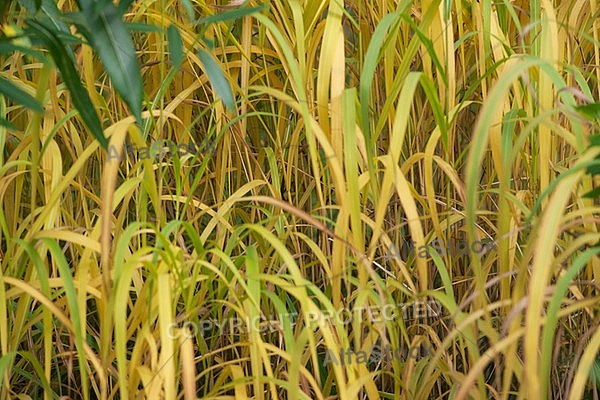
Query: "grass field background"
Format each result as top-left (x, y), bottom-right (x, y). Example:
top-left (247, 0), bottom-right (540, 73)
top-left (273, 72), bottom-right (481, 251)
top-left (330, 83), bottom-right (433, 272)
top-left (0, 0), bottom-right (599, 398)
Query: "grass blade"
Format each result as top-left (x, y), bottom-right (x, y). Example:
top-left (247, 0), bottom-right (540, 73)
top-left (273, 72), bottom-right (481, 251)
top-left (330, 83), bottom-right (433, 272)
top-left (167, 24), bottom-right (183, 68)
top-left (25, 19), bottom-right (108, 148)
top-left (198, 4), bottom-right (268, 25)
top-left (0, 78), bottom-right (42, 112)
top-left (198, 48), bottom-right (236, 113)
top-left (82, 1), bottom-right (143, 122)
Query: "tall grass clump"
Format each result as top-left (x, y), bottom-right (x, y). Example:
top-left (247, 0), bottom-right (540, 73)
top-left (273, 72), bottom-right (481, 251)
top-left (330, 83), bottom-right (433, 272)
top-left (0, 0), bottom-right (599, 398)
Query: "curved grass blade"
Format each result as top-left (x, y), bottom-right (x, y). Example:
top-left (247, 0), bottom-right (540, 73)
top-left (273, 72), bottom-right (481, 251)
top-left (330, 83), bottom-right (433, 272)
top-left (541, 246), bottom-right (600, 395)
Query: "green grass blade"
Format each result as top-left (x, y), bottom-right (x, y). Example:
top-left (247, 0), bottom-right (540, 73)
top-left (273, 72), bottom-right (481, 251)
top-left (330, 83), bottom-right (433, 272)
top-left (82, 1), bottom-right (143, 122)
top-left (43, 238), bottom-right (89, 400)
top-left (198, 4), bottom-right (268, 26)
top-left (167, 24), bottom-right (184, 68)
top-left (0, 77), bottom-right (42, 112)
top-left (25, 19), bottom-right (108, 149)
top-left (198, 48), bottom-right (236, 113)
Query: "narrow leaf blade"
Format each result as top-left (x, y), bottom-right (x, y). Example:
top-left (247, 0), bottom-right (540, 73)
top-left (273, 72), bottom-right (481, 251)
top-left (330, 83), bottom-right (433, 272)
top-left (576, 103), bottom-right (600, 120)
top-left (198, 4), bottom-right (267, 25)
top-left (26, 19), bottom-right (108, 148)
top-left (583, 186), bottom-right (600, 199)
top-left (179, 0), bottom-right (195, 22)
top-left (0, 116), bottom-right (17, 130)
top-left (167, 24), bottom-right (183, 68)
top-left (198, 48), bottom-right (236, 113)
top-left (0, 78), bottom-right (43, 112)
top-left (83, 2), bottom-right (143, 122)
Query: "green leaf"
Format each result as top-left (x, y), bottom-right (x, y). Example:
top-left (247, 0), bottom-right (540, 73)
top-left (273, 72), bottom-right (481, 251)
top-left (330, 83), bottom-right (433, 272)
top-left (167, 24), bottom-right (184, 68)
top-left (31, 19), bottom-right (83, 47)
top-left (198, 4), bottom-right (268, 26)
top-left (203, 37), bottom-right (215, 50)
top-left (0, 116), bottom-right (17, 130)
top-left (586, 135), bottom-right (600, 175)
top-left (26, 19), bottom-right (108, 149)
top-left (501, 107), bottom-right (526, 167)
top-left (592, 358), bottom-right (600, 382)
top-left (587, 164), bottom-right (600, 176)
top-left (0, 78), bottom-right (43, 112)
top-left (179, 0), bottom-right (195, 22)
top-left (81, 1), bottom-right (143, 122)
top-left (17, 0), bottom-right (39, 13)
top-left (198, 48), bottom-right (236, 113)
top-left (38, 0), bottom-right (74, 37)
top-left (589, 134), bottom-right (600, 147)
top-left (44, 238), bottom-right (89, 396)
top-left (116, 0), bottom-right (134, 15)
top-left (400, 14), bottom-right (447, 86)
top-left (0, 353), bottom-right (17, 389)
top-left (576, 103), bottom-right (600, 120)
top-left (583, 186), bottom-right (600, 199)
top-left (359, 11), bottom-right (400, 143)
top-left (0, 40), bottom-right (48, 62)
